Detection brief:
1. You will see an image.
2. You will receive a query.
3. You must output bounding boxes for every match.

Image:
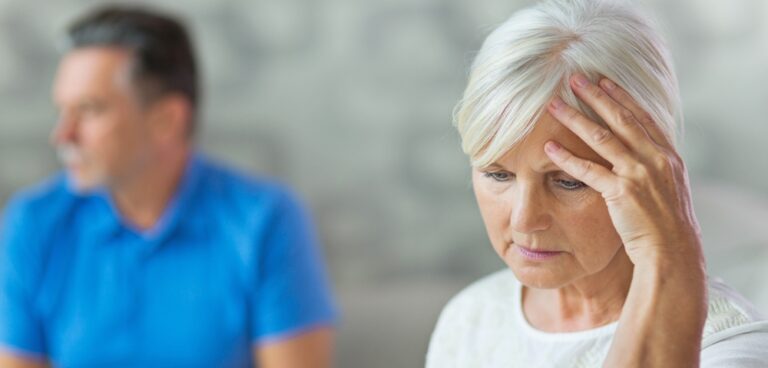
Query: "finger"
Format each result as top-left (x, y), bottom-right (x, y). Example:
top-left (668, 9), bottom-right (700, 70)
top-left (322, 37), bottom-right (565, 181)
top-left (548, 96), bottom-right (637, 170)
top-left (569, 74), bottom-right (660, 156)
top-left (598, 78), bottom-right (674, 150)
top-left (544, 140), bottom-right (615, 194)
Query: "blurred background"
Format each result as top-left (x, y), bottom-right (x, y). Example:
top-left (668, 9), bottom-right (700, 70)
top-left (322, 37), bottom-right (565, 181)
top-left (1, 0), bottom-right (767, 366)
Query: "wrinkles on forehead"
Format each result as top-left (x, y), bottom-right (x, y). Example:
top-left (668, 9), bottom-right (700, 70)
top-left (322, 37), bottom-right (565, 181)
top-left (484, 111), bottom-right (611, 173)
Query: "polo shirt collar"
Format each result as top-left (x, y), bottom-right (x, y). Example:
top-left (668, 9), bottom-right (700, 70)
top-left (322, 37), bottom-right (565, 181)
top-left (75, 153), bottom-right (205, 248)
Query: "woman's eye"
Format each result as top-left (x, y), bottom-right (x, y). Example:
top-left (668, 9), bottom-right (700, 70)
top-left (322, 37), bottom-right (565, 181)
top-left (483, 172), bottom-right (512, 182)
top-left (555, 178), bottom-right (586, 190)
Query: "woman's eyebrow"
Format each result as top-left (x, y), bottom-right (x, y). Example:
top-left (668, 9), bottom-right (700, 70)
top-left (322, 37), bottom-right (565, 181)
top-left (484, 161), bottom-right (565, 174)
top-left (484, 163), bottom-right (505, 170)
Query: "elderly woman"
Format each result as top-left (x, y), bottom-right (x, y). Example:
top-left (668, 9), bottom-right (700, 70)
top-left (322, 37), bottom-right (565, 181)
top-left (426, 0), bottom-right (768, 367)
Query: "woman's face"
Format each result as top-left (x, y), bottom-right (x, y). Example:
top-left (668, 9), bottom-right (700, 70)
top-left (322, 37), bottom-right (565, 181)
top-left (472, 112), bottom-right (624, 289)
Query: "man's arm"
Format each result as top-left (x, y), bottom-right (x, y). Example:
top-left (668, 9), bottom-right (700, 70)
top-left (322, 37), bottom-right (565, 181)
top-left (0, 352), bottom-right (49, 368)
top-left (253, 327), bottom-right (334, 368)
top-left (249, 190), bottom-right (338, 367)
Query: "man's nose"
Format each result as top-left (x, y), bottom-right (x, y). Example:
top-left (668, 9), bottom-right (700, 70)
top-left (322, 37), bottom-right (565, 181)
top-left (509, 185), bottom-right (551, 234)
top-left (50, 113), bottom-right (78, 146)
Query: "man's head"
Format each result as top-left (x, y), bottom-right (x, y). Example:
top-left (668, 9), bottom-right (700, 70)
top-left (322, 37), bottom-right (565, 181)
top-left (51, 6), bottom-right (199, 191)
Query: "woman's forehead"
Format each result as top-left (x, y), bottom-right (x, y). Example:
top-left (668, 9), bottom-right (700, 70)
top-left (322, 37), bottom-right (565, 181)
top-left (491, 112), bottom-right (606, 171)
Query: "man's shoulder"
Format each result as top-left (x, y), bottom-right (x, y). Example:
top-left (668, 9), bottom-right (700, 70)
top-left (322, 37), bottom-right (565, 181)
top-left (196, 156), bottom-right (296, 206)
top-left (1, 173), bottom-right (79, 269)
top-left (192, 155), bottom-right (310, 230)
top-left (3, 172), bottom-right (76, 222)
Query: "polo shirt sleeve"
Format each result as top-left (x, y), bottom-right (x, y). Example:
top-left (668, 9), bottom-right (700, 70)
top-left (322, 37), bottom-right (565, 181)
top-left (250, 190), bottom-right (338, 344)
top-left (0, 197), bottom-right (47, 356)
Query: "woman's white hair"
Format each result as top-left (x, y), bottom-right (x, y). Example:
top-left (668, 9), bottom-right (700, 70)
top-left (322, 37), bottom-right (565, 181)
top-left (456, 0), bottom-right (682, 168)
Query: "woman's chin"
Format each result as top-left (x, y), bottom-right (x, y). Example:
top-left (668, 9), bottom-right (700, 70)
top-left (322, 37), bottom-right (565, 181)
top-left (505, 258), bottom-right (576, 289)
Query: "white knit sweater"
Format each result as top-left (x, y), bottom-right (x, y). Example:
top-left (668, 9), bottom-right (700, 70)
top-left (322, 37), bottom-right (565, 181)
top-left (426, 269), bottom-right (768, 368)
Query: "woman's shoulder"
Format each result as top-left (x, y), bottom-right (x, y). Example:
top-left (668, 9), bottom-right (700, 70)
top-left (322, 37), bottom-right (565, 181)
top-left (702, 277), bottom-right (768, 346)
top-left (442, 268), bottom-right (520, 314)
top-left (426, 269), bottom-right (521, 367)
top-left (700, 278), bottom-right (768, 366)
top-left (430, 268), bottom-right (521, 340)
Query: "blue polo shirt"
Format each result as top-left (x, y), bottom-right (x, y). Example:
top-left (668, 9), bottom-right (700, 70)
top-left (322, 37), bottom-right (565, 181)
top-left (0, 153), bottom-right (338, 367)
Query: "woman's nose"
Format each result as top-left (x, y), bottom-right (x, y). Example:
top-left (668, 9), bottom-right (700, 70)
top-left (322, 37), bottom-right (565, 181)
top-left (509, 186), bottom-right (551, 234)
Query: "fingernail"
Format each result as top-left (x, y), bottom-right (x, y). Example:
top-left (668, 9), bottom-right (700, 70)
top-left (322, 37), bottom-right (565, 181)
top-left (573, 74), bottom-right (589, 88)
top-left (600, 79), bottom-right (616, 90)
top-left (545, 141), bottom-right (561, 154)
top-left (550, 97), bottom-right (565, 110)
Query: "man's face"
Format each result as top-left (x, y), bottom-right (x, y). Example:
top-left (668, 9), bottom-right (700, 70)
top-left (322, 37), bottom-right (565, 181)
top-left (51, 47), bottom-right (155, 191)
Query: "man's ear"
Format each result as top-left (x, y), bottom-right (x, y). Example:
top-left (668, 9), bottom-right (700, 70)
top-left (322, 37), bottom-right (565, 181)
top-left (149, 94), bottom-right (192, 145)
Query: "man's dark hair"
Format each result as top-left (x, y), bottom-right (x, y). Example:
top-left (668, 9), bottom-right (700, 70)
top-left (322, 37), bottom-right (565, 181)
top-left (67, 6), bottom-right (200, 134)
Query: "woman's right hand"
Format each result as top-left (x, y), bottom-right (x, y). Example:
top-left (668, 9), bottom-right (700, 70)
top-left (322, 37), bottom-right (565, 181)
top-left (544, 73), bottom-right (704, 271)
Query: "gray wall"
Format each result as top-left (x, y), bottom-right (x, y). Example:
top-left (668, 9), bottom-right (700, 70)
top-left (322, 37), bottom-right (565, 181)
top-left (1, 0), bottom-right (767, 367)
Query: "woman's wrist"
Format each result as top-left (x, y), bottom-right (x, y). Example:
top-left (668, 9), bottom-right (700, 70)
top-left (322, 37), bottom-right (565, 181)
top-left (630, 243), bottom-right (708, 309)
top-left (628, 239), bottom-right (706, 272)
top-left (630, 245), bottom-right (708, 318)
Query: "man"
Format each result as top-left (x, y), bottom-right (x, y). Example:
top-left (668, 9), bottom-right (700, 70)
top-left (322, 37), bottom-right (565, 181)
top-left (0, 6), bottom-right (337, 367)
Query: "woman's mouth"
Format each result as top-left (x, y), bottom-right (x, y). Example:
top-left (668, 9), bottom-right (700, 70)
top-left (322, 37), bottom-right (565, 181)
top-left (516, 245), bottom-right (563, 260)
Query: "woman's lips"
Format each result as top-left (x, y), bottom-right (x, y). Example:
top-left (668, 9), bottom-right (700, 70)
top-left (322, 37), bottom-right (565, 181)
top-left (516, 245), bottom-right (563, 260)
